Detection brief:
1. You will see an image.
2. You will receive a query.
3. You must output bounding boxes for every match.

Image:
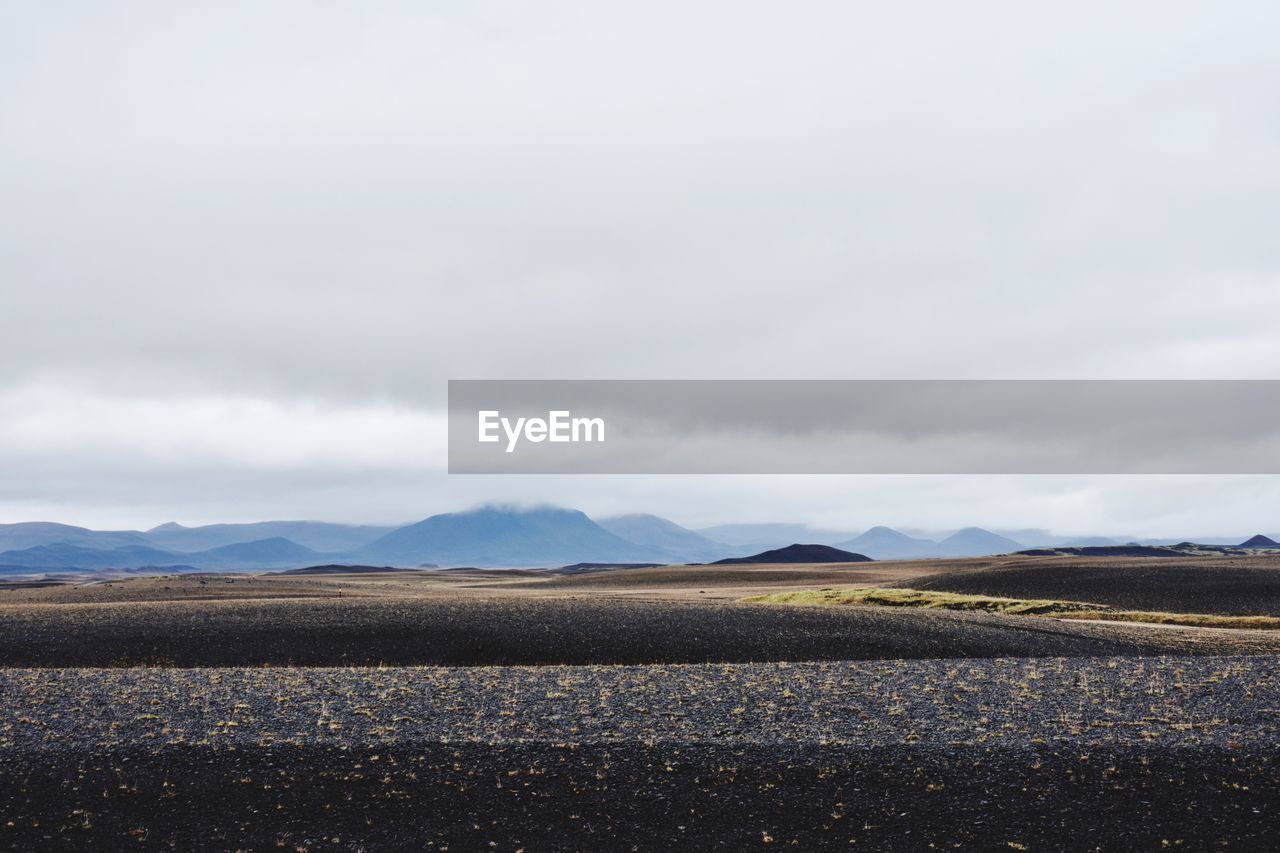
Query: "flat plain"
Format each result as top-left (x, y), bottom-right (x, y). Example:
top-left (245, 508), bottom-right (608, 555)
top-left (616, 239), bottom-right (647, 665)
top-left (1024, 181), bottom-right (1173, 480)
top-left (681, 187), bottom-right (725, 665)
top-left (5, 554), bottom-right (1280, 849)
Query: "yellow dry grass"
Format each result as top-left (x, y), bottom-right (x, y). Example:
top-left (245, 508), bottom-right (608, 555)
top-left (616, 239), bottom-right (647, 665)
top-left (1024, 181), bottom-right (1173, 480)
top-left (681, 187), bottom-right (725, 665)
top-left (744, 587), bottom-right (1280, 630)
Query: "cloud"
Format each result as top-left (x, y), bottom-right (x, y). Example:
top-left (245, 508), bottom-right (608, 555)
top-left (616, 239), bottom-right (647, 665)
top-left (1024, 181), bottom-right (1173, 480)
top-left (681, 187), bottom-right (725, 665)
top-left (0, 385), bottom-right (445, 471)
top-left (0, 385), bottom-right (448, 525)
top-left (1, 2), bottom-right (1278, 530)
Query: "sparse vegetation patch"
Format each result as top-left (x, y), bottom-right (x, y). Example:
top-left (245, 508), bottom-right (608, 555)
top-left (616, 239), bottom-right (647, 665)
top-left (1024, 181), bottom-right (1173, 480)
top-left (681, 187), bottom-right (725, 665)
top-left (745, 587), bottom-right (1280, 630)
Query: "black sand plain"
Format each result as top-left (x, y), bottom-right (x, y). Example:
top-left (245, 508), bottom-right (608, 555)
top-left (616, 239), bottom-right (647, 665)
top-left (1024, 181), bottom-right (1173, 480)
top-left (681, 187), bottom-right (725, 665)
top-left (904, 553), bottom-right (1280, 614)
top-left (4, 558), bottom-right (1280, 850)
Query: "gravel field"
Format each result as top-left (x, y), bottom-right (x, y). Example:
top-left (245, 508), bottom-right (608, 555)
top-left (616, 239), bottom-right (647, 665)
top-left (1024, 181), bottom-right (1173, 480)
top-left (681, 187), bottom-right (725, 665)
top-left (3, 657), bottom-right (1280, 850)
top-left (905, 555), bottom-right (1280, 615)
top-left (3, 597), bottom-right (1280, 667)
top-left (7, 565), bottom-right (1280, 850)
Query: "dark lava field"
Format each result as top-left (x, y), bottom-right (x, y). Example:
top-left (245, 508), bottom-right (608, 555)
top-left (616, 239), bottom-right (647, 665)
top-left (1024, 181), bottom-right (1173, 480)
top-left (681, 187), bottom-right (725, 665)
top-left (3, 596), bottom-right (1279, 668)
top-left (3, 657), bottom-right (1280, 850)
top-left (905, 555), bottom-right (1280, 615)
top-left (5, 560), bottom-right (1280, 849)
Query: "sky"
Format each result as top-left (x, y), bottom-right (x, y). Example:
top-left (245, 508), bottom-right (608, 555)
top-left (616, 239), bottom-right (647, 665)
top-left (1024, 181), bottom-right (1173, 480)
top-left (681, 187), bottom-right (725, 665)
top-left (2, 1), bottom-right (1280, 535)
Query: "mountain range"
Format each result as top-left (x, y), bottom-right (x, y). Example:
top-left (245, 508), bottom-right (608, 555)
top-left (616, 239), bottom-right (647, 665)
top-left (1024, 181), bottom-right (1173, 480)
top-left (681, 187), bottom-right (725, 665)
top-left (356, 507), bottom-right (656, 566)
top-left (0, 509), bottom-right (1275, 574)
top-left (828, 526), bottom-right (1024, 559)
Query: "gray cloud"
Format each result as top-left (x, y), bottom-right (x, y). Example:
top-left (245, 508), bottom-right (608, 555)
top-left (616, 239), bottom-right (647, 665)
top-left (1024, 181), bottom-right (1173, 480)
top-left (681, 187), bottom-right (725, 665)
top-left (1, 2), bottom-right (1279, 530)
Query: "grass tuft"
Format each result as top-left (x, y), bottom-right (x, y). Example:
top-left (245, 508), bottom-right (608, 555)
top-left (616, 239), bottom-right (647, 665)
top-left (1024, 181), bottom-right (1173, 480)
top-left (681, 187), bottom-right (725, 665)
top-left (743, 587), bottom-right (1095, 615)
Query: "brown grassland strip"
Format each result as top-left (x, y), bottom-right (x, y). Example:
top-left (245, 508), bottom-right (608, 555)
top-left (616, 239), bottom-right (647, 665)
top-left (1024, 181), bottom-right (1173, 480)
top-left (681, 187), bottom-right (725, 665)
top-left (744, 586), bottom-right (1280, 630)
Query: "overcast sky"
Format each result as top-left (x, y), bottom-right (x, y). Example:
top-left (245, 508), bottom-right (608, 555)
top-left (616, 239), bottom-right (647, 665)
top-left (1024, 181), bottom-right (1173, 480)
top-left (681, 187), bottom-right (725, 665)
top-left (2, 2), bottom-right (1280, 535)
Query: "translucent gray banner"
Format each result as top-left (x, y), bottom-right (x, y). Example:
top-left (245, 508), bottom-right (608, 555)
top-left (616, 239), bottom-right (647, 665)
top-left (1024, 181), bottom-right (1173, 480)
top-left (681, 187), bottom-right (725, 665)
top-left (448, 380), bottom-right (1280, 474)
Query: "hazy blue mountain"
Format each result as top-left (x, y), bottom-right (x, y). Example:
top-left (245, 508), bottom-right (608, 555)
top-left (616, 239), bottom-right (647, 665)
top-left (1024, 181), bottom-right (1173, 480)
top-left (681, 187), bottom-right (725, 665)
top-left (356, 505), bottom-right (662, 567)
top-left (939, 527), bottom-right (1024, 557)
top-left (1239, 534), bottom-right (1280, 548)
top-left (0, 509), bottom-right (1257, 572)
top-left (0, 522), bottom-right (150, 552)
top-left (987, 528), bottom-right (1057, 547)
top-left (835, 526), bottom-right (945, 560)
top-left (596, 514), bottom-right (727, 562)
top-left (144, 521), bottom-right (393, 552)
top-left (0, 520), bottom-right (368, 565)
top-left (1054, 536), bottom-right (1124, 547)
top-left (693, 523), bottom-right (856, 550)
top-left (0, 537), bottom-right (321, 572)
top-left (0, 542), bottom-right (185, 571)
top-left (197, 537), bottom-right (321, 566)
top-left (1135, 536), bottom-right (1250, 546)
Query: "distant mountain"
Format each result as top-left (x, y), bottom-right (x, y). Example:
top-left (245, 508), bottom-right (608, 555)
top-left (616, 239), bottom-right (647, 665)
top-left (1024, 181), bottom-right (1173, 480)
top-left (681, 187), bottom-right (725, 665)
top-left (839, 526), bottom-right (1025, 560)
top-left (835, 526), bottom-right (943, 560)
top-left (1054, 536), bottom-right (1124, 548)
top-left (940, 527), bottom-right (1024, 557)
top-left (712, 543), bottom-right (872, 565)
top-left (0, 520), bottom-right (387, 559)
top-left (2, 508), bottom-right (1264, 572)
top-left (355, 505), bottom-right (660, 567)
top-left (197, 537), bottom-right (320, 566)
top-left (987, 528), bottom-right (1056, 547)
top-left (0, 537), bottom-right (321, 572)
top-left (694, 523), bottom-right (855, 549)
top-left (144, 521), bottom-right (392, 552)
top-left (0, 542), bottom-right (187, 571)
top-left (0, 522), bottom-right (150, 553)
top-left (596, 514), bottom-right (727, 562)
top-left (1138, 536), bottom-right (1252, 546)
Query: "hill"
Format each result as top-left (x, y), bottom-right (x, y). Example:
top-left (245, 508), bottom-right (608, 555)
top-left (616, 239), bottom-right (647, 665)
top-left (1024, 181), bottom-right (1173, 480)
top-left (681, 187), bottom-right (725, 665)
top-left (356, 505), bottom-right (660, 567)
top-left (712, 543), bottom-right (872, 565)
top-left (836, 527), bottom-right (943, 560)
top-left (145, 521), bottom-right (392, 552)
top-left (0, 542), bottom-right (186, 571)
top-left (693, 523), bottom-right (855, 549)
top-left (0, 537), bottom-right (322, 572)
top-left (1056, 536), bottom-right (1125, 547)
top-left (596, 514), bottom-right (726, 562)
top-left (1240, 534), bottom-right (1280, 548)
top-left (197, 537), bottom-right (321, 566)
top-left (278, 564), bottom-right (419, 575)
top-left (0, 522), bottom-right (150, 553)
top-left (556, 562), bottom-right (665, 572)
top-left (0, 520), bottom-right (390, 555)
top-left (940, 527), bottom-right (1023, 557)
